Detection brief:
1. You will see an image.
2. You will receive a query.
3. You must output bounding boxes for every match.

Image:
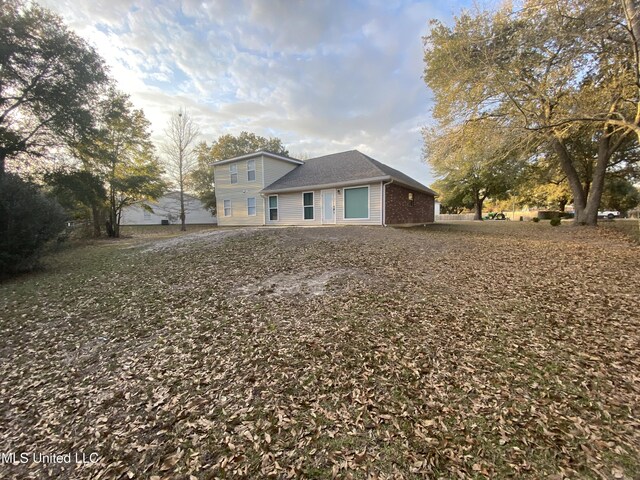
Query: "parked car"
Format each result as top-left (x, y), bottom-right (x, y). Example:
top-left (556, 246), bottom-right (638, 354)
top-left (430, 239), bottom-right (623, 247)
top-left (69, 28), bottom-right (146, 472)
top-left (598, 210), bottom-right (620, 219)
top-left (484, 212), bottom-right (507, 220)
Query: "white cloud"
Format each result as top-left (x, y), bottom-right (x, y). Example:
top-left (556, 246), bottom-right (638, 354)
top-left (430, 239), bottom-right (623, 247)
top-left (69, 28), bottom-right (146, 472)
top-left (37, 0), bottom-right (467, 187)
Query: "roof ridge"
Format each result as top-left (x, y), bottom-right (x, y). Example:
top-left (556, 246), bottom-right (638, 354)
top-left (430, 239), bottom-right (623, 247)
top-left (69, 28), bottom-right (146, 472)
top-left (306, 149), bottom-right (359, 161)
top-left (353, 150), bottom-right (388, 176)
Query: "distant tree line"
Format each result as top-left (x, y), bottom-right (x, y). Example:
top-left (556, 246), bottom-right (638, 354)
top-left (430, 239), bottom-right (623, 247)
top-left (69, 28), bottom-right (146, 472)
top-left (423, 0), bottom-right (640, 222)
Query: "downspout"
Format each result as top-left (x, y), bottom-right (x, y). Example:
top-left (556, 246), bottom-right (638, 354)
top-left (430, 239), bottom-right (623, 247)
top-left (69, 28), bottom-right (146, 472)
top-left (382, 179), bottom-right (394, 226)
top-left (259, 193), bottom-right (267, 225)
top-left (260, 156), bottom-right (266, 226)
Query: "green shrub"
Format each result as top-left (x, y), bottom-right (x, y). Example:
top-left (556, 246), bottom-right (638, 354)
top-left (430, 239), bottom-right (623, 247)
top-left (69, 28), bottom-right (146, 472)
top-left (0, 174), bottom-right (66, 274)
top-left (550, 217), bottom-right (561, 226)
top-left (532, 217), bottom-right (540, 223)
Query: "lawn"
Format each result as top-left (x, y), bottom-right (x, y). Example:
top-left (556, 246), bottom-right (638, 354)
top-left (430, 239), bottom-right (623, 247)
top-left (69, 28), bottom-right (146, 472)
top-left (0, 222), bottom-right (638, 479)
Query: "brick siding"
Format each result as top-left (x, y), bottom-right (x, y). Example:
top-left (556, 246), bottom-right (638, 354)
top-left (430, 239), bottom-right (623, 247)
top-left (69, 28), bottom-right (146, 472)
top-left (384, 183), bottom-right (434, 224)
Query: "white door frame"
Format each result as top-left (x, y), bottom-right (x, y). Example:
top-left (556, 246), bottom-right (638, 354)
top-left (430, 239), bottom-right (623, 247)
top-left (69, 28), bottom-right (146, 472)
top-left (321, 189), bottom-right (336, 224)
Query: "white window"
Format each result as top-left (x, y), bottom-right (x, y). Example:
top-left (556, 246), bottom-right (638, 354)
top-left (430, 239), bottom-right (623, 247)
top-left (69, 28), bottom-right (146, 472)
top-left (143, 210), bottom-right (152, 220)
top-left (247, 197), bottom-right (256, 216)
top-left (247, 159), bottom-right (256, 182)
top-left (268, 195), bottom-right (278, 221)
top-left (223, 199), bottom-right (232, 217)
top-left (303, 192), bottom-right (314, 220)
top-left (229, 164), bottom-right (238, 184)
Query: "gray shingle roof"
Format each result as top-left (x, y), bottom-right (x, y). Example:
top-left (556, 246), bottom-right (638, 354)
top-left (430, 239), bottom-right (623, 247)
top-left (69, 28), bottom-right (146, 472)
top-left (262, 150), bottom-right (436, 195)
top-left (212, 150), bottom-right (303, 166)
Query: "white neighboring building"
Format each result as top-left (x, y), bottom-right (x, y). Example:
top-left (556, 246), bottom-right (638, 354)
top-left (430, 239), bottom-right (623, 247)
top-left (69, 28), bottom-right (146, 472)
top-left (120, 192), bottom-right (217, 225)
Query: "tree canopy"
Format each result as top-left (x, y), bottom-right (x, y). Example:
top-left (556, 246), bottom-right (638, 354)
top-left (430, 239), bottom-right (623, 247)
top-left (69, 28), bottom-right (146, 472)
top-left (0, 0), bottom-right (108, 174)
top-left (90, 90), bottom-right (165, 237)
top-left (425, 119), bottom-right (527, 219)
top-left (423, 0), bottom-right (640, 224)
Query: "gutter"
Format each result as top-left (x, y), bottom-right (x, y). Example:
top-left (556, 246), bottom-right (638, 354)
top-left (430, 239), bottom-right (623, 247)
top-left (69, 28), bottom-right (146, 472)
top-left (382, 179), bottom-right (394, 227)
top-left (259, 193), bottom-right (267, 226)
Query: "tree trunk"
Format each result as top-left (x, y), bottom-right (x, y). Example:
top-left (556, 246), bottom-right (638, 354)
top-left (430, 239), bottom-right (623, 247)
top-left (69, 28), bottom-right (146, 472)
top-left (558, 197), bottom-right (568, 212)
top-left (108, 160), bottom-right (119, 238)
top-left (628, 0), bottom-right (640, 142)
top-left (551, 137), bottom-right (591, 224)
top-left (581, 132), bottom-right (613, 226)
top-left (91, 205), bottom-right (101, 237)
top-left (0, 151), bottom-right (5, 177)
top-left (474, 193), bottom-right (484, 220)
top-left (115, 209), bottom-right (121, 238)
top-left (108, 189), bottom-right (118, 238)
top-left (179, 186), bottom-right (186, 231)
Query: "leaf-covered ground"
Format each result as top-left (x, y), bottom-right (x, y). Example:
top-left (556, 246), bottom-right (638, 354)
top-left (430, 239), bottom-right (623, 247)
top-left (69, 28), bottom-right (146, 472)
top-left (0, 222), bottom-right (638, 479)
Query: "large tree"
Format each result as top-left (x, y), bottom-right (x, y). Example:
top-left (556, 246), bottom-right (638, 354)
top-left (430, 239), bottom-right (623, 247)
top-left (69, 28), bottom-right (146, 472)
top-left (162, 109), bottom-right (199, 231)
top-left (190, 132), bottom-right (289, 215)
top-left (0, 0), bottom-right (108, 175)
top-left (423, 0), bottom-right (640, 225)
top-left (93, 90), bottom-right (165, 238)
top-left (424, 120), bottom-right (527, 219)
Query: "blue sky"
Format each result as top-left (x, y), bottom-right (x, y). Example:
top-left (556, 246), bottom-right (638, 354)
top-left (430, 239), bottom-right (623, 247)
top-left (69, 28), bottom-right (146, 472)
top-left (40, 0), bottom-right (476, 186)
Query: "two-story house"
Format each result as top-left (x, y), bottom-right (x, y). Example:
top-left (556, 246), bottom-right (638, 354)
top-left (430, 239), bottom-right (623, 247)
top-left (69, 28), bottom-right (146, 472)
top-left (213, 150), bottom-right (436, 226)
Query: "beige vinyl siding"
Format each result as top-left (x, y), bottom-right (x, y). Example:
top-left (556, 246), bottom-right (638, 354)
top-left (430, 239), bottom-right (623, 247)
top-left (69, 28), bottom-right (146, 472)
top-left (266, 190), bottom-right (322, 225)
top-left (265, 183), bottom-right (382, 226)
top-left (216, 194), bottom-right (265, 226)
top-left (214, 156), bottom-right (266, 226)
top-left (215, 154), bottom-right (301, 226)
top-left (262, 156), bottom-right (299, 187)
top-left (336, 182), bottom-right (382, 225)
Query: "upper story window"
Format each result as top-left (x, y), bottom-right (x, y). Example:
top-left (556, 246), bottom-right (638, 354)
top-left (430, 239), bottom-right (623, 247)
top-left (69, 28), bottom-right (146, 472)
top-left (223, 199), bottom-right (232, 217)
top-left (247, 159), bottom-right (256, 182)
top-left (229, 164), bottom-right (238, 184)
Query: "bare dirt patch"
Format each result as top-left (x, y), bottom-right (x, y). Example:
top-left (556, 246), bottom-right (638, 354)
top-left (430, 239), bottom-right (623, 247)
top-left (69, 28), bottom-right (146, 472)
top-left (141, 227), bottom-right (259, 253)
top-left (234, 268), bottom-right (361, 297)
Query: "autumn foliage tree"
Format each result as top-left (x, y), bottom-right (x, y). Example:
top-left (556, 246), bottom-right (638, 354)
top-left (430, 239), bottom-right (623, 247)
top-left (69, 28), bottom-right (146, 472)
top-left (423, 0), bottom-right (640, 225)
top-left (92, 90), bottom-right (165, 237)
top-left (424, 121), bottom-right (527, 219)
